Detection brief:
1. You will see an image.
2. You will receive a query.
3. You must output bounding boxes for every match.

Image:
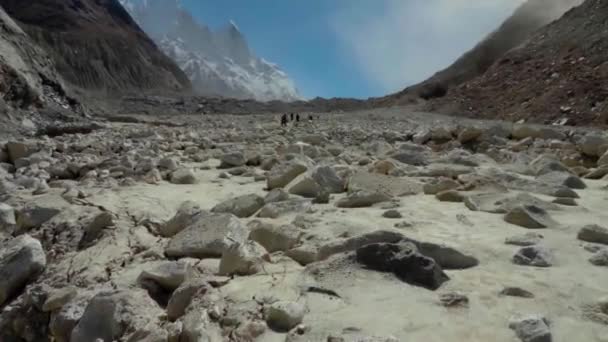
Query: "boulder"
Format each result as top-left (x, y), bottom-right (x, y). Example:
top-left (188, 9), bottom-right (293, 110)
top-left (43, 287), bottom-right (78, 312)
top-left (249, 222), bottom-right (301, 252)
top-left (267, 160), bottom-right (309, 190)
top-left (264, 188), bottom-right (290, 204)
top-left (16, 203), bottom-right (61, 231)
top-left (166, 278), bottom-right (212, 321)
top-left (70, 289), bottom-right (166, 342)
top-left (435, 190), bottom-right (464, 202)
top-left (538, 171), bottom-right (586, 189)
top-left (257, 199), bottom-right (312, 219)
top-left (170, 168), bottom-right (197, 184)
top-left (286, 173), bottom-right (323, 198)
top-left (212, 194), bottom-right (264, 218)
top-left (317, 230), bottom-right (405, 260)
top-left (311, 165), bottom-right (345, 193)
top-left (382, 210), bottom-right (402, 219)
top-left (6, 141), bottom-right (33, 164)
top-left (285, 245), bottom-right (318, 265)
top-left (389, 150), bottom-right (429, 166)
top-left (465, 193), bottom-right (557, 214)
top-left (138, 261), bottom-right (190, 292)
top-left (356, 242), bottom-right (449, 290)
top-left (589, 249), bottom-right (608, 266)
top-left (530, 155), bottom-right (571, 176)
top-left (599, 150), bottom-right (608, 166)
top-left (585, 165), bottom-right (608, 179)
top-left (336, 190), bottom-right (391, 208)
top-left (347, 171), bottom-right (423, 197)
top-left (165, 214), bottom-right (248, 258)
top-left (369, 160), bottom-right (397, 175)
top-left (0, 235), bottom-right (46, 305)
top-left (504, 205), bottom-right (556, 229)
top-left (265, 300), bottom-right (306, 332)
top-left (423, 178), bottom-right (460, 195)
top-left (79, 212), bottom-right (115, 248)
top-left (505, 232), bottom-right (543, 246)
top-left (161, 201), bottom-right (205, 237)
top-left (577, 224), bottom-right (608, 245)
top-left (457, 127), bottom-right (483, 143)
top-left (500, 287), bottom-right (534, 298)
top-left (579, 134), bottom-right (608, 157)
top-left (512, 246), bottom-right (554, 267)
top-left (414, 241), bottom-right (479, 270)
top-left (220, 152), bottom-right (247, 168)
top-left (219, 240), bottom-right (268, 276)
top-left (508, 314), bottom-right (552, 342)
top-left (158, 157), bottom-right (179, 171)
top-left (0, 202), bottom-right (16, 235)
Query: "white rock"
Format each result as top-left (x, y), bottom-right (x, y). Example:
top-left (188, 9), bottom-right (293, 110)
top-left (0, 235), bottom-right (46, 305)
top-left (265, 300), bottom-right (306, 331)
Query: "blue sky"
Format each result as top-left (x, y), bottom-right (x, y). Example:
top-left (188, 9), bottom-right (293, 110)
top-left (182, 0), bottom-right (523, 99)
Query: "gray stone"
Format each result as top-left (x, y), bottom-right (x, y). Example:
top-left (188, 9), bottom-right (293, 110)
top-left (161, 201), bottom-right (205, 237)
top-left (138, 261), bottom-right (190, 291)
top-left (382, 210), bottom-right (402, 219)
top-left (0, 202), bottom-right (16, 235)
top-left (286, 173), bottom-right (323, 198)
top-left (336, 190), bottom-right (391, 208)
top-left (538, 171), bottom-right (585, 189)
top-left (166, 278), bottom-right (211, 321)
top-left (285, 245), bottom-right (318, 265)
top-left (158, 157), bottom-right (179, 171)
top-left (43, 287), bottom-right (78, 312)
top-left (311, 165), bottom-right (345, 193)
top-left (0, 235), bottom-right (46, 305)
top-left (581, 297), bottom-right (608, 326)
top-left (513, 246), bottom-right (554, 267)
top-left (267, 160), bottom-right (309, 190)
top-left (219, 240), bottom-right (268, 276)
top-left (458, 127), bottom-right (483, 143)
top-left (589, 249), bottom-right (608, 266)
top-left (170, 168), bottom-right (197, 184)
top-left (439, 291), bottom-right (469, 307)
top-left (70, 289), bottom-right (165, 342)
top-left (265, 300), bottom-right (306, 331)
top-left (220, 152), bottom-right (247, 168)
top-left (257, 199), bottom-right (312, 219)
top-left (80, 212), bottom-right (114, 248)
top-left (504, 205), bottom-right (556, 229)
top-left (347, 171), bottom-right (423, 197)
top-left (579, 134), bottom-right (608, 157)
top-left (578, 224), bottom-right (608, 245)
top-left (249, 221), bottom-right (301, 252)
top-left (165, 213), bottom-right (248, 258)
top-left (505, 232), bottom-right (543, 246)
top-left (264, 188), bottom-right (290, 204)
top-left (423, 178), bottom-right (460, 195)
top-left (16, 204), bottom-right (61, 231)
top-left (508, 314), bottom-right (552, 342)
top-left (435, 190), bottom-right (464, 202)
top-left (6, 141), bottom-right (33, 163)
top-left (317, 230), bottom-right (405, 260)
top-left (212, 194), bottom-right (264, 218)
top-left (552, 197), bottom-right (577, 206)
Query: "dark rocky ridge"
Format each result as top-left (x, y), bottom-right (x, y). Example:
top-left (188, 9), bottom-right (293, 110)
top-left (0, 0), bottom-right (191, 96)
top-left (423, 0), bottom-right (608, 126)
top-left (383, 0), bottom-right (583, 104)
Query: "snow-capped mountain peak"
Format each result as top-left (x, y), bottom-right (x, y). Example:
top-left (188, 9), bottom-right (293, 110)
top-left (120, 0), bottom-right (301, 101)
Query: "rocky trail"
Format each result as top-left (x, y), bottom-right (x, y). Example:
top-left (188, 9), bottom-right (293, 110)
top-left (1, 109), bottom-right (608, 341)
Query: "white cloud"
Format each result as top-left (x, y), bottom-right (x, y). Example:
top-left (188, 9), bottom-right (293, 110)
top-left (331, 0), bottom-right (525, 93)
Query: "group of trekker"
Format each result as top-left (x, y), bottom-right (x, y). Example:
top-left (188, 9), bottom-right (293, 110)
top-left (280, 112), bottom-right (316, 127)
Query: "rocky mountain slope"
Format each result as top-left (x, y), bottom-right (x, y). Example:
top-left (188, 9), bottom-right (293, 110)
top-left (0, 0), bottom-right (191, 97)
top-left (385, 0), bottom-right (583, 103)
top-left (120, 0), bottom-right (301, 102)
top-left (422, 0), bottom-right (608, 126)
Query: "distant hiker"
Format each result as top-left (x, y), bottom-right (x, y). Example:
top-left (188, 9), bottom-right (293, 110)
top-left (281, 114), bottom-right (287, 127)
top-left (308, 114), bottom-right (313, 122)
top-left (296, 114), bottom-right (300, 122)
top-left (290, 113), bottom-right (294, 121)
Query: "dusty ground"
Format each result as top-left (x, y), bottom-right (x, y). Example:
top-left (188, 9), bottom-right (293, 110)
top-left (1, 108), bottom-right (607, 341)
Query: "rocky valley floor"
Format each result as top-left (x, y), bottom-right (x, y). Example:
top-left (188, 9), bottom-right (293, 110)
top-left (1, 108), bottom-right (608, 341)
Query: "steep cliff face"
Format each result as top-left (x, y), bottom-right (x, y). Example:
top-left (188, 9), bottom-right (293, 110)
top-left (0, 0), bottom-right (191, 95)
top-left (386, 0), bottom-right (583, 102)
top-left (425, 0), bottom-right (608, 125)
top-left (121, 0), bottom-right (301, 101)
